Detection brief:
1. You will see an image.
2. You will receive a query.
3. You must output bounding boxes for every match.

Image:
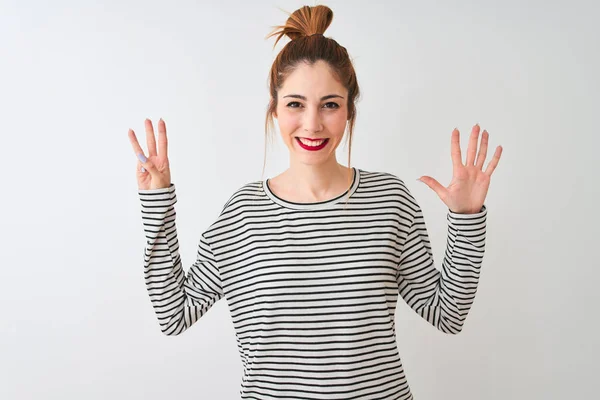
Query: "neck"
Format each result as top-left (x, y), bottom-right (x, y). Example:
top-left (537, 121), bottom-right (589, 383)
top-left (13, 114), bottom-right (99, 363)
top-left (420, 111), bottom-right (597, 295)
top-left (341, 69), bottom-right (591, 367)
top-left (282, 158), bottom-right (351, 202)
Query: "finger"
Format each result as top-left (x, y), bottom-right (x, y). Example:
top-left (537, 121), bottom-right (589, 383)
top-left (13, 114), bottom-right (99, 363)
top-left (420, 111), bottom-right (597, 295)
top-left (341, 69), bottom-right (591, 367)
top-left (465, 124), bottom-right (480, 166)
top-left (418, 176), bottom-right (448, 201)
top-left (145, 118), bottom-right (158, 157)
top-left (138, 155), bottom-right (158, 175)
top-left (475, 130), bottom-right (489, 170)
top-left (128, 128), bottom-right (146, 159)
top-left (136, 160), bottom-right (146, 174)
top-left (451, 128), bottom-right (462, 170)
top-left (157, 118), bottom-right (168, 157)
top-left (484, 145), bottom-right (503, 176)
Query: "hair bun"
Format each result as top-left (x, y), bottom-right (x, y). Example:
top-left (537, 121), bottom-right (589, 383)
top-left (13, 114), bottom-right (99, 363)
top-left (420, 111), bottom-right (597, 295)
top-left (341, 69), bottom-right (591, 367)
top-left (266, 5), bottom-right (333, 47)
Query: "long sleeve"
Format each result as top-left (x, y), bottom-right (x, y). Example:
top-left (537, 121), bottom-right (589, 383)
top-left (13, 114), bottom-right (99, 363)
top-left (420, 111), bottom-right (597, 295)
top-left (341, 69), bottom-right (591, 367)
top-left (139, 183), bottom-right (224, 336)
top-left (397, 190), bottom-right (487, 334)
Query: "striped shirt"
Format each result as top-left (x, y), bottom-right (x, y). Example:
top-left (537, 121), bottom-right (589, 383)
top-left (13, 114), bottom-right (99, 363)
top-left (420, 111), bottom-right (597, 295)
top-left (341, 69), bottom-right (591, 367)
top-left (138, 167), bottom-right (487, 399)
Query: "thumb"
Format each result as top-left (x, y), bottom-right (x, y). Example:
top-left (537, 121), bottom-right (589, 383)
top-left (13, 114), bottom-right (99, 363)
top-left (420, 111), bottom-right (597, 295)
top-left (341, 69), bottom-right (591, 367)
top-left (417, 176), bottom-right (447, 200)
top-left (137, 153), bottom-right (157, 175)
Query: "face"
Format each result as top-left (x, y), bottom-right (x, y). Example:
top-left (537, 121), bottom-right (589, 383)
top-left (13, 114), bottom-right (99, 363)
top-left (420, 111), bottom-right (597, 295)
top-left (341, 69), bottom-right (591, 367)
top-left (273, 60), bottom-right (349, 167)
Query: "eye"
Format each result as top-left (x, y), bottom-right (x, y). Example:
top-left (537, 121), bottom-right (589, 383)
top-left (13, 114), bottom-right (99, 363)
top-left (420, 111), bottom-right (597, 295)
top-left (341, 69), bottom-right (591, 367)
top-left (285, 102), bottom-right (340, 109)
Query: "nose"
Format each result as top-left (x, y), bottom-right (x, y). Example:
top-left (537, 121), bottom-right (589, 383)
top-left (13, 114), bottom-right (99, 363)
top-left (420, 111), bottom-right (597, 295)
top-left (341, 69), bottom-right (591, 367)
top-left (302, 106), bottom-right (323, 134)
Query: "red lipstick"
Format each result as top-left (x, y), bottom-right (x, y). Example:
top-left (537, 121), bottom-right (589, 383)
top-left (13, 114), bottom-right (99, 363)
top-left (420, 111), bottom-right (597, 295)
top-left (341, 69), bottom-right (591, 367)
top-left (295, 137), bottom-right (329, 151)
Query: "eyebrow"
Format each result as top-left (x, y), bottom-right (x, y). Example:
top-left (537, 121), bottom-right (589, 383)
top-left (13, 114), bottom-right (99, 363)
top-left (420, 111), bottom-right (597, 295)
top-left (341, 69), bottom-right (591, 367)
top-left (282, 94), bottom-right (345, 101)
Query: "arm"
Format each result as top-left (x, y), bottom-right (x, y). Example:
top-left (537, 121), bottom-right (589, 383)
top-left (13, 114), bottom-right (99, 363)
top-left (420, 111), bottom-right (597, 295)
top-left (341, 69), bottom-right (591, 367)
top-left (396, 189), bottom-right (487, 334)
top-left (139, 183), bottom-right (224, 336)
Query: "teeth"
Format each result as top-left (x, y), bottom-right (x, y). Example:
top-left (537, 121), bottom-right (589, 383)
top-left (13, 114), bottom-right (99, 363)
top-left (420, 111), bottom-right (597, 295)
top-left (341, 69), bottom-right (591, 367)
top-left (298, 138), bottom-right (326, 146)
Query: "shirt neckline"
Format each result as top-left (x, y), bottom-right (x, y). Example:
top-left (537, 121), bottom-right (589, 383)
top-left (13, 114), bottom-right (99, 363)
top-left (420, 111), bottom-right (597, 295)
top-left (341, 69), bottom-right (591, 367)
top-left (262, 167), bottom-right (360, 210)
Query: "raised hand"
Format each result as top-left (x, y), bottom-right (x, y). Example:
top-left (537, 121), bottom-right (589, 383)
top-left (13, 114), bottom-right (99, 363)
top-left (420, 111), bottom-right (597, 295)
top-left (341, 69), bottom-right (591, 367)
top-left (128, 118), bottom-right (172, 190)
top-left (418, 124), bottom-right (503, 214)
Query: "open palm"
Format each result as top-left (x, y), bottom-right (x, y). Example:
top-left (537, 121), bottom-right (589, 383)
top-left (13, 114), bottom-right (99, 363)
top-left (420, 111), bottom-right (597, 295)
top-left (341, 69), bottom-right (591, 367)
top-left (418, 124), bottom-right (503, 214)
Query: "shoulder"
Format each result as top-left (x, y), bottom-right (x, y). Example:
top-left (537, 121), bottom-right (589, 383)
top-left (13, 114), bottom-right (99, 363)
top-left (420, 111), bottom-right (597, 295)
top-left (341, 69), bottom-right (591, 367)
top-left (357, 168), bottom-right (420, 211)
top-left (218, 179), bottom-right (264, 213)
top-left (358, 168), bottom-right (411, 193)
top-left (202, 179), bottom-right (265, 238)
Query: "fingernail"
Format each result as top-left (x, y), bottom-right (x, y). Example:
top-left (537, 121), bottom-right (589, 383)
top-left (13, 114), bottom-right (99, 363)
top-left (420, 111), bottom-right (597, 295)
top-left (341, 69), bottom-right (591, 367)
top-left (137, 153), bottom-right (147, 163)
top-left (141, 167), bottom-right (145, 173)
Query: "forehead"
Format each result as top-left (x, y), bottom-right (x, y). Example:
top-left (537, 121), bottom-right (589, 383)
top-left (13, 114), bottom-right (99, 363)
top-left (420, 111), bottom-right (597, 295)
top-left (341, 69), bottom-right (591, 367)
top-left (280, 60), bottom-right (346, 97)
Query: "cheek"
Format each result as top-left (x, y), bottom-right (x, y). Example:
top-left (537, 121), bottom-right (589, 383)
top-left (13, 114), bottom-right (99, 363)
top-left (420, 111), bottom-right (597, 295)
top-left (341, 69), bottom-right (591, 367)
top-left (324, 112), bottom-right (348, 137)
top-left (277, 110), bottom-right (301, 134)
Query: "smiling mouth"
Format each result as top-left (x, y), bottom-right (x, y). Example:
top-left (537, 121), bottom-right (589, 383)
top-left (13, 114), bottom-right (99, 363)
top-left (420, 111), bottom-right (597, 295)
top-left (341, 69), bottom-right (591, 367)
top-left (295, 137), bottom-right (329, 150)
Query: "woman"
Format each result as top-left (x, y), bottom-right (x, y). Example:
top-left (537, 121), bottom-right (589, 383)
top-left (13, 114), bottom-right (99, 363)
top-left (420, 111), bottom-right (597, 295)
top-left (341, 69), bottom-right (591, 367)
top-left (128, 5), bottom-right (502, 399)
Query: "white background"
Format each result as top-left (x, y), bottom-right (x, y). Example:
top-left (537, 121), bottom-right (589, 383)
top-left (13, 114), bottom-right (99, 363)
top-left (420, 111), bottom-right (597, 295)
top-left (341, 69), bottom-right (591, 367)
top-left (1, 0), bottom-right (598, 399)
